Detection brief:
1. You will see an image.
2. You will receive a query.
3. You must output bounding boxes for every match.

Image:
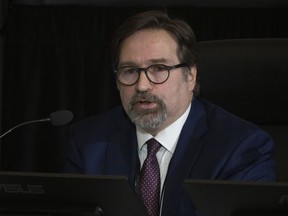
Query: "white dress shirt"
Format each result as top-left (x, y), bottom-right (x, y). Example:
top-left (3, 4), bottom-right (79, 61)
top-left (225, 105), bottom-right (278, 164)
top-left (137, 104), bottom-right (191, 194)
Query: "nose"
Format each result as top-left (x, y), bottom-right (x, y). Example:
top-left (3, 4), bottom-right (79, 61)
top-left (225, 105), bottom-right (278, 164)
top-left (135, 71), bottom-right (153, 91)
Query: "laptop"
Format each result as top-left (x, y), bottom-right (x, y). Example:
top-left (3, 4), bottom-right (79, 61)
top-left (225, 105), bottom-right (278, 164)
top-left (184, 179), bottom-right (288, 216)
top-left (0, 171), bottom-right (147, 216)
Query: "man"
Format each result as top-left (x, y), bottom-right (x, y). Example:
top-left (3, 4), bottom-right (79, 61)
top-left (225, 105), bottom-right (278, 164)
top-left (64, 10), bottom-right (275, 216)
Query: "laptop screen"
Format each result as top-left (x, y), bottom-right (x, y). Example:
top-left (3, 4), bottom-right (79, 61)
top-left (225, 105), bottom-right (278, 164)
top-left (0, 171), bottom-right (146, 216)
top-left (184, 179), bottom-right (288, 216)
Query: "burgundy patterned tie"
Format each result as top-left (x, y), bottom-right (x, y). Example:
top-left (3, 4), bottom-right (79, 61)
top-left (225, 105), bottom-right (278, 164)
top-left (139, 138), bottom-right (162, 216)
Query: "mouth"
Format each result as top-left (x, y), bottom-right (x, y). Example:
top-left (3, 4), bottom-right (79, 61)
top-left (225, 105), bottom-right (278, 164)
top-left (130, 92), bottom-right (161, 111)
top-left (135, 100), bottom-right (157, 109)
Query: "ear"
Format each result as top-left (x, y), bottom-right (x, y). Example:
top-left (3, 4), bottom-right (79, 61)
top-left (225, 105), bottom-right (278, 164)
top-left (116, 80), bottom-right (120, 91)
top-left (188, 66), bottom-right (197, 92)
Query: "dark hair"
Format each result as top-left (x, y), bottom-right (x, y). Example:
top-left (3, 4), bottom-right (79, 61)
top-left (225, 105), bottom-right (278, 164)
top-left (111, 10), bottom-right (200, 95)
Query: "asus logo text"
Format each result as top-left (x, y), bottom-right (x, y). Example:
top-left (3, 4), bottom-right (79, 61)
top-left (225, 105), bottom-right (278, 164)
top-left (0, 184), bottom-right (45, 194)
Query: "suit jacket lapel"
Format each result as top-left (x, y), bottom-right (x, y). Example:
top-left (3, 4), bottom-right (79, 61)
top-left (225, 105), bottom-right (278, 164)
top-left (162, 99), bottom-right (207, 216)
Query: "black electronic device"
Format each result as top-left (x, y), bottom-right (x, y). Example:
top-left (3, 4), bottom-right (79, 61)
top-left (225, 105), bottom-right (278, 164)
top-left (184, 179), bottom-right (288, 216)
top-left (0, 171), bottom-right (147, 216)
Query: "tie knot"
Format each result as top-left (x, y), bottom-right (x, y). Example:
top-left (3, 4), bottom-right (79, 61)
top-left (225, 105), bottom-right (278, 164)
top-left (146, 138), bottom-right (161, 156)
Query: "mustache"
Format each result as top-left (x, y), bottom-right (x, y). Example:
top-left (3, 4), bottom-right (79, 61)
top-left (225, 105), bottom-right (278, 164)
top-left (130, 92), bottom-right (162, 105)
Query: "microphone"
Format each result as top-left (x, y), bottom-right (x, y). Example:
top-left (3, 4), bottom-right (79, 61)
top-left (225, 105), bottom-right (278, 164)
top-left (49, 110), bottom-right (73, 126)
top-left (0, 110), bottom-right (73, 140)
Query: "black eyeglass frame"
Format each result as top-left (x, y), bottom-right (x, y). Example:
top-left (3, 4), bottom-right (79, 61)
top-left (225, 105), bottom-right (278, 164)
top-left (114, 63), bottom-right (189, 86)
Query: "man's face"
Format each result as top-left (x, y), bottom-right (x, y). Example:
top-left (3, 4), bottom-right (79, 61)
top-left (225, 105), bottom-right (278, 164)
top-left (117, 29), bottom-right (197, 135)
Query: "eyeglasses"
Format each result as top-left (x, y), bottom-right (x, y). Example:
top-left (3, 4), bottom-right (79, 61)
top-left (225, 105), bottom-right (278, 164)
top-left (114, 63), bottom-right (188, 86)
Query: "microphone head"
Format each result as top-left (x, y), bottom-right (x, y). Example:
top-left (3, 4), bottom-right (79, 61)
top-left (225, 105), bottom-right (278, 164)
top-left (50, 110), bottom-right (73, 126)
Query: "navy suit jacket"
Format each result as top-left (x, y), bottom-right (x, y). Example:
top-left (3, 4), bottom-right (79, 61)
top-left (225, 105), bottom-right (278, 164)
top-left (64, 97), bottom-right (275, 216)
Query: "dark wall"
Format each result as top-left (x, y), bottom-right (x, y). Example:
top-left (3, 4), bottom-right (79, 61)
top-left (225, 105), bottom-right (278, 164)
top-left (1, 5), bottom-right (288, 173)
top-left (0, 0), bottom-right (8, 134)
top-left (11, 0), bottom-right (288, 7)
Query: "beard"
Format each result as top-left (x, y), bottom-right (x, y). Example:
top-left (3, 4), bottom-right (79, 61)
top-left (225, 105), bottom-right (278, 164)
top-left (127, 92), bottom-right (167, 131)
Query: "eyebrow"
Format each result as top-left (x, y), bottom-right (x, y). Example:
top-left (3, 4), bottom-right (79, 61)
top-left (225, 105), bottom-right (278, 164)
top-left (119, 58), bottom-right (170, 67)
top-left (148, 58), bottom-right (169, 64)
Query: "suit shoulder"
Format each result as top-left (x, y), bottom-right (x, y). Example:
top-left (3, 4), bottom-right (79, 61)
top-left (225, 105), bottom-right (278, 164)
top-left (194, 98), bottom-right (274, 158)
top-left (198, 98), bottom-right (267, 136)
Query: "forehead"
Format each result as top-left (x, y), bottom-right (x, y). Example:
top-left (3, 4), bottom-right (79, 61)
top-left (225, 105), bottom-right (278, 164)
top-left (119, 29), bottom-right (179, 65)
